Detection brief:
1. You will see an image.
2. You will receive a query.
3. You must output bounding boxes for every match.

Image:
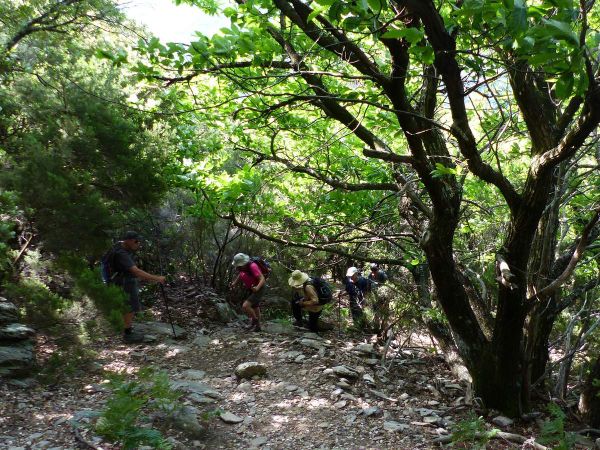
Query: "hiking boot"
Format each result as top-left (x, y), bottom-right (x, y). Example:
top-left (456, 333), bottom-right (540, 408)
top-left (293, 320), bottom-right (306, 328)
top-left (123, 331), bottom-right (145, 344)
top-left (252, 323), bottom-right (262, 332)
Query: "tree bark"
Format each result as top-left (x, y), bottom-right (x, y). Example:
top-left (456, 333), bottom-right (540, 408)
top-left (580, 356), bottom-right (600, 428)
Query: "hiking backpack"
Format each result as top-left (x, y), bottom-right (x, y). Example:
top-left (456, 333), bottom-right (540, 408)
top-left (305, 277), bottom-right (333, 304)
top-left (250, 256), bottom-right (272, 278)
top-left (100, 246), bottom-right (120, 284)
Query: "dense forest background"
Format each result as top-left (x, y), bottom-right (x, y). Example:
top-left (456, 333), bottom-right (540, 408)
top-left (1, 0), bottom-right (599, 439)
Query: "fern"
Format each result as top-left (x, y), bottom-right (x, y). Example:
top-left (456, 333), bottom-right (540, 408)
top-left (538, 403), bottom-right (577, 450)
top-left (96, 368), bottom-right (182, 449)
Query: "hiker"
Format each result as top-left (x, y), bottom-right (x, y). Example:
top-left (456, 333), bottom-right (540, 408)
top-left (343, 266), bottom-right (371, 329)
top-left (368, 263), bottom-right (390, 335)
top-left (288, 270), bottom-right (324, 332)
top-left (368, 263), bottom-right (388, 284)
top-left (229, 253), bottom-right (267, 332)
top-left (111, 231), bottom-right (166, 343)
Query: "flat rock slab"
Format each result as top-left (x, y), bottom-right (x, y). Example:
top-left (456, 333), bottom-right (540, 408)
top-left (354, 343), bottom-right (375, 354)
top-left (235, 362), bottom-right (267, 379)
top-left (0, 341), bottom-right (35, 377)
top-left (181, 369), bottom-right (206, 380)
top-left (220, 411), bottom-right (244, 424)
top-left (332, 365), bottom-right (359, 379)
top-left (263, 322), bottom-right (297, 335)
top-left (170, 380), bottom-right (222, 399)
top-left (300, 339), bottom-right (324, 350)
top-left (135, 322), bottom-right (186, 339)
top-left (0, 323), bottom-right (35, 341)
top-left (0, 302), bottom-right (19, 324)
top-left (384, 421), bottom-right (409, 432)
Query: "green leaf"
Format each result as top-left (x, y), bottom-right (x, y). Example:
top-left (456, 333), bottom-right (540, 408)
top-left (381, 27), bottom-right (423, 43)
top-left (509, 0), bottom-right (527, 35)
top-left (555, 74), bottom-right (574, 99)
top-left (343, 15), bottom-right (363, 30)
top-left (543, 19), bottom-right (579, 46)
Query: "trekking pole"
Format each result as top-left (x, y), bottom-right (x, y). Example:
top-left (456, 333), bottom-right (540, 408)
top-left (152, 226), bottom-right (177, 339)
top-left (337, 291), bottom-right (342, 338)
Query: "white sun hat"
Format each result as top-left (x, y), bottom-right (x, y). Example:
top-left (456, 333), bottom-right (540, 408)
top-left (232, 253), bottom-right (250, 267)
top-left (346, 266), bottom-right (359, 277)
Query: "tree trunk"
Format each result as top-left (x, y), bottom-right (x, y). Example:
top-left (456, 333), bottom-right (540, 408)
top-left (579, 356), bottom-right (600, 428)
top-left (410, 263), bottom-right (471, 382)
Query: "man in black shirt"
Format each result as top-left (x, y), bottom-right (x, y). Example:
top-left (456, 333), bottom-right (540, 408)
top-left (113, 231), bottom-right (165, 343)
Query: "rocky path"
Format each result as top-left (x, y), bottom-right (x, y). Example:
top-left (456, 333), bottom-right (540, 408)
top-left (0, 286), bottom-right (513, 449)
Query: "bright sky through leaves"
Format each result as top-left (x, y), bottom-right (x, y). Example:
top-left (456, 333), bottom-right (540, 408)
top-left (120, 0), bottom-right (229, 42)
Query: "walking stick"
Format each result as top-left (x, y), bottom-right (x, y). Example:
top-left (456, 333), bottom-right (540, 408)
top-left (158, 283), bottom-right (177, 338)
top-left (152, 225), bottom-right (177, 339)
top-left (337, 291), bottom-right (342, 338)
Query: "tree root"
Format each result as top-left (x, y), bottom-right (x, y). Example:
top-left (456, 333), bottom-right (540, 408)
top-left (433, 431), bottom-right (549, 449)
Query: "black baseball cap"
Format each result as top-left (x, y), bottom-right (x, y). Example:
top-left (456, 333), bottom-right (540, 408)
top-left (122, 231), bottom-right (142, 241)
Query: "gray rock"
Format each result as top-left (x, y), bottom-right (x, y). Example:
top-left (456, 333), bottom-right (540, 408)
top-left (69, 409), bottom-right (101, 425)
top-left (182, 369), bottom-right (206, 380)
top-left (214, 302), bottom-right (237, 323)
top-left (170, 380), bottom-right (221, 398)
top-left (0, 323), bottom-right (35, 341)
top-left (7, 378), bottom-right (36, 388)
top-left (281, 351), bottom-right (303, 359)
top-left (369, 389), bottom-right (398, 402)
top-left (384, 421), bottom-right (409, 432)
top-left (354, 343), bottom-right (375, 354)
top-left (300, 339), bottom-right (324, 350)
top-left (187, 393), bottom-right (216, 404)
top-left (332, 365), bottom-right (359, 379)
top-left (220, 411), bottom-right (244, 424)
top-left (362, 407), bottom-right (384, 418)
top-left (0, 341), bottom-right (35, 377)
top-left (135, 322), bottom-right (186, 339)
top-left (192, 335), bottom-right (211, 348)
top-left (595, 437), bottom-right (600, 449)
top-left (0, 302), bottom-right (19, 324)
top-left (492, 415), bottom-right (514, 428)
top-left (362, 374), bottom-right (375, 384)
top-left (249, 436), bottom-right (268, 448)
top-left (170, 406), bottom-right (206, 438)
top-left (264, 322), bottom-right (297, 335)
top-left (235, 362), bottom-right (267, 379)
top-left (262, 295), bottom-right (289, 310)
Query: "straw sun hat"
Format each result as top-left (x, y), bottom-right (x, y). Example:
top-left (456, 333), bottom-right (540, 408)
top-left (288, 270), bottom-right (309, 288)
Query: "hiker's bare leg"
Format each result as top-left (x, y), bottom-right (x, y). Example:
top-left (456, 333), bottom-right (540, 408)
top-left (242, 300), bottom-right (257, 320)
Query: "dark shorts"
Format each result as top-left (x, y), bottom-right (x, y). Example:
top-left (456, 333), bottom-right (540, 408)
top-left (121, 278), bottom-right (141, 313)
top-left (244, 285), bottom-right (266, 307)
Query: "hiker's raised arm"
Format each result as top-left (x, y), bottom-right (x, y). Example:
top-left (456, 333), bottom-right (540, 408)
top-left (129, 265), bottom-right (165, 284)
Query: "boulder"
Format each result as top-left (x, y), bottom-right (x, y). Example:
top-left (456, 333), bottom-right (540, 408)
top-left (235, 361), bottom-right (267, 379)
top-left (0, 301), bottom-right (19, 324)
top-left (0, 341), bottom-right (35, 378)
top-left (214, 302), bottom-right (238, 323)
top-left (262, 295), bottom-right (289, 311)
top-left (491, 415), bottom-right (514, 428)
top-left (0, 323), bottom-right (35, 341)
